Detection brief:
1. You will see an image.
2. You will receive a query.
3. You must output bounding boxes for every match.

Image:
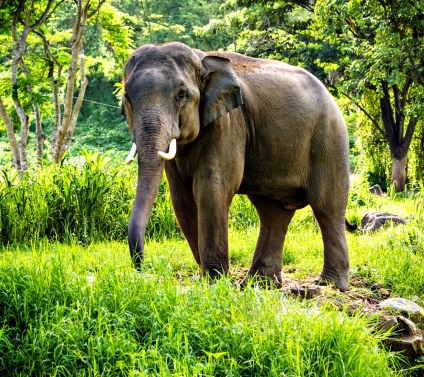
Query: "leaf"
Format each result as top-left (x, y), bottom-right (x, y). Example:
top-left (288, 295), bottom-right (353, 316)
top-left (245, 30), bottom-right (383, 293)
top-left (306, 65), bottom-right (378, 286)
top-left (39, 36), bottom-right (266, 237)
top-left (203, 350), bottom-right (228, 360)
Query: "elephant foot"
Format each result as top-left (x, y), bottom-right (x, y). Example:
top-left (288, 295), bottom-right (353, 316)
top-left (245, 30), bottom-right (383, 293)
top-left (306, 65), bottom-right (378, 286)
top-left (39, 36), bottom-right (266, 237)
top-left (131, 251), bottom-right (144, 271)
top-left (245, 267), bottom-right (283, 289)
top-left (202, 265), bottom-right (228, 281)
top-left (314, 271), bottom-right (349, 292)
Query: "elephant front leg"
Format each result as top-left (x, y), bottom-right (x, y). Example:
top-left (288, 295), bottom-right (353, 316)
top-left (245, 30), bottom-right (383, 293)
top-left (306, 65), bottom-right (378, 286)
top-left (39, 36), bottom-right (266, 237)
top-left (194, 180), bottom-right (233, 279)
top-left (166, 165), bottom-right (200, 265)
top-left (247, 195), bottom-right (295, 285)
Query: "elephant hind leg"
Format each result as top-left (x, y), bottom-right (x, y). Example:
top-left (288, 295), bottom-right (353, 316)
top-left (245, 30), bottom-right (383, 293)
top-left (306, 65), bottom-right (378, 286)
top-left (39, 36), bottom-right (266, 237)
top-left (312, 209), bottom-right (350, 292)
top-left (247, 195), bottom-right (295, 285)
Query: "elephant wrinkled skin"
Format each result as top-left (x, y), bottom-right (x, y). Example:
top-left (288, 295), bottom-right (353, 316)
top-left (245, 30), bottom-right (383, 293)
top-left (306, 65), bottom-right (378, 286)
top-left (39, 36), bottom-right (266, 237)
top-left (121, 42), bottom-right (351, 291)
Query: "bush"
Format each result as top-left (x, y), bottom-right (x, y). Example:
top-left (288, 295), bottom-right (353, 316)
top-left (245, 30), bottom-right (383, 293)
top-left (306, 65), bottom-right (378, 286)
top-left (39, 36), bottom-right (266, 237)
top-left (0, 150), bottom-right (181, 245)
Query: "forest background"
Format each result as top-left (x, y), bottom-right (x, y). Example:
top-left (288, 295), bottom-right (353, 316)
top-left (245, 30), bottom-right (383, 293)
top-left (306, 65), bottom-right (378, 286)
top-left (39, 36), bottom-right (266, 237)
top-left (1, 1), bottom-right (424, 375)
top-left (0, 0), bottom-right (423, 193)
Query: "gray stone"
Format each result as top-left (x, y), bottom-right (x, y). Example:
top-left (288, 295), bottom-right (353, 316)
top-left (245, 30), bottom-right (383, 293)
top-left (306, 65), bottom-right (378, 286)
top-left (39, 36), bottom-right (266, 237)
top-left (369, 184), bottom-right (383, 196)
top-left (376, 315), bottom-right (417, 335)
top-left (371, 283), bottom-right (391, 297)
top-left (361, 211), bottom-right (407, 232)
top-left (397, 316), bottom-right (418, 336)
top-left (384, 333), bottom-right (424, 358)
top-left (407, 187), bottom-right (420, 197)
top-left (376, 315), bottom-right (399, 332)
top-left (375, 315), bottom-right (423, 358)
top-left (379, 298), bottom-right (424, 323)
top-left (289, 284), bottom-right (322, 299)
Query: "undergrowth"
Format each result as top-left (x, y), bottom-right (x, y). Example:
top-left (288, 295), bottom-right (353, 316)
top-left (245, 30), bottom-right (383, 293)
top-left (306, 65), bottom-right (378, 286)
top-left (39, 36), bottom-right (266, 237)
top-left (0, 242), bottom-right (405, 376)
top-left (0, 153), bottom-right (423, 375)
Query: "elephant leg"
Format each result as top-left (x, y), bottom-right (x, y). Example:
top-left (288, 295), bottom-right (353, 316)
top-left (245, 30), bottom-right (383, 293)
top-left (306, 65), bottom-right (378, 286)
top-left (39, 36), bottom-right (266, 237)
top-left (194, 171), bottom-right (238, 278)
top-left (195, 185), bottom-right (232, 279)
top-left (312, 209), bottom-right (350, 291)
top-left (247, 195), bottom-right (295, 284)
top-left (165, 165), bottom-right (200, 265)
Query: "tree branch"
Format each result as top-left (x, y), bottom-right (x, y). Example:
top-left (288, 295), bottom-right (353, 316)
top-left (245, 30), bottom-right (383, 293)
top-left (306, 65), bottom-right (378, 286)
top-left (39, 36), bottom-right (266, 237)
top-left (88, 0), bottom-right (106, 18)
top-left (392, 84), bottom-right (402, 130)
top-left (341, 91), bottom-right (386, 138)
top-left (29, 0), bottom-right (62, 31)
top-left (400, 78), bottom-right (412, 109)
top-left (402, 117), bottom-right (417, 156)
top-left (379, 81), bottom-right (400, 152)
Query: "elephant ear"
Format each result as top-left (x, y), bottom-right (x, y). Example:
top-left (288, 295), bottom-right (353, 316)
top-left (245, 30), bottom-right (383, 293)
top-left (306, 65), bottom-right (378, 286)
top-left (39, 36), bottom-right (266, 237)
top-left (200, 56), bottom-right (243, 127)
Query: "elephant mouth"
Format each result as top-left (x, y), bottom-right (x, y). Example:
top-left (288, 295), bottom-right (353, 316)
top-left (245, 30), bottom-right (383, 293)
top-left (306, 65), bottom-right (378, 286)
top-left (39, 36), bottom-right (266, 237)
top-left (125, 139), bottom-right (177, 164)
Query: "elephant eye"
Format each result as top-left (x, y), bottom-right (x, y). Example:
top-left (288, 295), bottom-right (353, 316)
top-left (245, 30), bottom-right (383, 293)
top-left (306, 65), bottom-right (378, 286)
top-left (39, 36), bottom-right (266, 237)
top-left (175, 88), bottom-right (187, 103)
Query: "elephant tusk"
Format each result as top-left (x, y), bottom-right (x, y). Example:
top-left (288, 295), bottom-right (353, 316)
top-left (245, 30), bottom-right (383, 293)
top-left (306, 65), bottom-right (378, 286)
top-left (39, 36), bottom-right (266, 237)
top-left (158, 139), bottom-right (177, 160)
top-left (126, 143), bottom-right (137, 164)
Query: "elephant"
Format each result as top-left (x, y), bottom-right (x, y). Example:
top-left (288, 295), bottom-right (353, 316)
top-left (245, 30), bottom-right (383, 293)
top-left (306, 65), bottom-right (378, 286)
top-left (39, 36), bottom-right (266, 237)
top-left (121, 42), bottom-right (351, 292)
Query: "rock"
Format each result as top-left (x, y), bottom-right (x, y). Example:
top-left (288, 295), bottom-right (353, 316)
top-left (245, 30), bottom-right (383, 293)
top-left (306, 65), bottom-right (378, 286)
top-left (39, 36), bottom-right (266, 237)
top-left (361, 211), bottom-right (407, 232)
top-left (288, 284), bottom-right (322, 299)
top-left (407, 187), bottom-right (420, 197)
top-left (374, 314), bottom-right (424, 358)
top-left (397, 316), bottom-right (418, 336)
top-left (376, 314), bottom-right (423, 358)
top-left (376, 315), bottom-right (399, 332)
top-left (371, 283), bottom-right (391, 297)
top-left (384, 333), bottom-right (424, 358)
top-left (379, 298), bottom-right (424, 323)
top-left (369, 184), bottom-right (383, 196)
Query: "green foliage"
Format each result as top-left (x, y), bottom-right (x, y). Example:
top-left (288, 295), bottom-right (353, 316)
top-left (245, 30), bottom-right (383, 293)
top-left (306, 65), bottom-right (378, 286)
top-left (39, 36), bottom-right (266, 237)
top-left (72, 67), bottom-right (129, 152)
top-left (314, 0), bottom-right (424, 187)
top-left (0, 153), bottom-right (423, 374)
top-left (132, 0), bottom-right (226, 50)
top-left (0, 242), bottom-right (403, 376)
top-left (0, 150), bottom-right (135, 244)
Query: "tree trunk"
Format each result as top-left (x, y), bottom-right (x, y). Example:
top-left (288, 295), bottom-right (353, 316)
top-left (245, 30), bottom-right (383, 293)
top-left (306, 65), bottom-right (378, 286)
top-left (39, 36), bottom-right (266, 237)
top-left (19, 56), bottom-right (45, 166)
top-left (11, 21), bottom-right (31, 171)
top-left (390, 154), bottom-right (407, 192)
top-left (7, 0), bottom-right (59, 170)
top-left (16, 102), bottom-right (29, 171)
top-left (60, 51), bottom-right (88, 157)
top-left (52, 0), bottom-right (94, 163)
top-left (0, 96), bottom-right (21, 170)
top-left (379, 81), bottom-right (417, 192)
top-left (51, 0), bottom-right (85, 163)
top-left (34, 104), bottom-right (46, 165)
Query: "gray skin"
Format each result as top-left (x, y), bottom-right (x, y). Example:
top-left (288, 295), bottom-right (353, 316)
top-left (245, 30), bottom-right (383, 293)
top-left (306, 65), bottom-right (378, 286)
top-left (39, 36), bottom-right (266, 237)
top-left (121, 42), bottom-right (351, 291)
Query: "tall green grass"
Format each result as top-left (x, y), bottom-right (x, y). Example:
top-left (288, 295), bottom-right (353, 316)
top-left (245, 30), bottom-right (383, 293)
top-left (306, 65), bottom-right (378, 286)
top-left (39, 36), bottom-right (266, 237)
top-left (0, 160), bottom-right (423, 375)
top-left (0, 150), bottom-right (257, 245)
top-left (0, 242), bottom-right (404, 376)
top-left (0, 150), bottom-right (181, 245)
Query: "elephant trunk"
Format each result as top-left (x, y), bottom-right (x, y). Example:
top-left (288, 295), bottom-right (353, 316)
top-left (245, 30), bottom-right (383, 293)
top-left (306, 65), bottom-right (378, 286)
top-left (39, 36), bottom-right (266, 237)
top-left (128, 163), bottom-right (163, 268)
top-left (128, 110), bottom-right (175, 268)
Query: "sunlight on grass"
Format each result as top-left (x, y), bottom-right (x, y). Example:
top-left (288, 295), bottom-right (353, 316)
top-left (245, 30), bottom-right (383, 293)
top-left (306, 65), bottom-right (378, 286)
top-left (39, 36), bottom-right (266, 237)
top-left (0, 241), bottom-right (405, 376)
top-left (0, 159), bottom-right (423, 375)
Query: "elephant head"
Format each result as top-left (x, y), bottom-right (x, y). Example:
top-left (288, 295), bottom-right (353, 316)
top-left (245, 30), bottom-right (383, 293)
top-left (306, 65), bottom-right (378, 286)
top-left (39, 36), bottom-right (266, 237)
top-left (121, 42), bottom-right (242, 267)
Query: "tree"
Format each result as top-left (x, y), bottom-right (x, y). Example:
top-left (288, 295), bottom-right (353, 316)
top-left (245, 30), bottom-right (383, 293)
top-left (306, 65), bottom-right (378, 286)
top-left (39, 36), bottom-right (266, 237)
top-left (0, 0), bottom-right (134, 167)
top-left (315, 0), bottom-right (424, 191)
top-left (50, 0), bottom-right (107, 164)
top-left (197, 0), bottom-right (336, 84)
top-left (0, 0), bottom-right (62, 170)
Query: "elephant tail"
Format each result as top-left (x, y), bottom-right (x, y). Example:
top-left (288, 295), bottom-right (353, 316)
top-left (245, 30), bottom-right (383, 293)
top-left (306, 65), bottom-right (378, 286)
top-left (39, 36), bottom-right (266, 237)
top-left (345, 218), bottom-right (358, 232)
